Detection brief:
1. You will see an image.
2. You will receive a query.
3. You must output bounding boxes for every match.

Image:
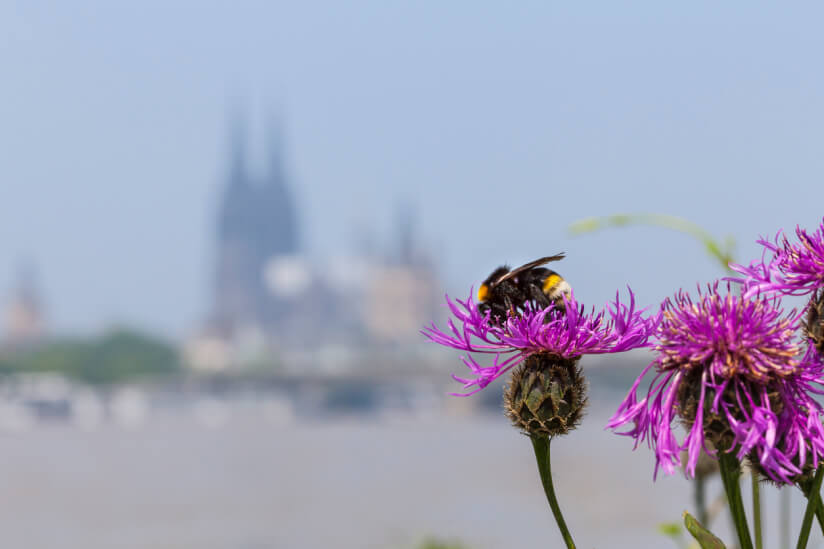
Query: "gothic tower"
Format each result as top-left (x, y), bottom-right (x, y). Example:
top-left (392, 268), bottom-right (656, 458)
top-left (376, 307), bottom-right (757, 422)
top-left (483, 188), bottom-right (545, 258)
top-left (213, 113), bottom-right (299, 335)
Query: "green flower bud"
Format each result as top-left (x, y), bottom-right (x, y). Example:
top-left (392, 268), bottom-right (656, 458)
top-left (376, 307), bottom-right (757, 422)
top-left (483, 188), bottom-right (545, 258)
top-left (677, 369), bottom-right (784, 454)
top-left (504, 353), bottom-right (587, 438)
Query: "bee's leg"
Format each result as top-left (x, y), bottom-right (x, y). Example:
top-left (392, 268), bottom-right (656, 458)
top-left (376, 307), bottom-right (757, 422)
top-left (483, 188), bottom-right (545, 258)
top-left (490, 303), bottom-right (508, 325)
top-left (500, 284), bottom-right (527, 315)
top-left (502, 295), bottom-right (516, 318)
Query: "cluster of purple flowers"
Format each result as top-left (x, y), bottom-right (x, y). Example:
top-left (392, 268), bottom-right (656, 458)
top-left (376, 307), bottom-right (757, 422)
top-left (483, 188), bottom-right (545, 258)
top-left (608, 218), bottom-right (824, 483)
top-left (424, 218), bottom-right (824, 485)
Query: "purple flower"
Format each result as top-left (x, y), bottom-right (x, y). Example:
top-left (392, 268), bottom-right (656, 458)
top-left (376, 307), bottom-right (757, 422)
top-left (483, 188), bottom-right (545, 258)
top-left (422, 288), bottom-right (657, 396)
top-left (730, 218), bottom-right (824, 298)
top-left (608, 282), bottom-right (824, 483)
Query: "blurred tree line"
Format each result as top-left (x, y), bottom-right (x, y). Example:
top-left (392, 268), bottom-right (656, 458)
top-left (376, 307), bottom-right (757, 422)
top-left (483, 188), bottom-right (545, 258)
top-left (0, 329), bottom-right (180, 384)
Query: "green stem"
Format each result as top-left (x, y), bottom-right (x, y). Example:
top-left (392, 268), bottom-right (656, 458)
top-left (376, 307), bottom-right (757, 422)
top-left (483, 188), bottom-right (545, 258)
top-left (815, 495), bottom-right (824, 537)
top-left (530, 436), bottom-right (576, 549)
top-left (719, 453), bottom-right (754, 549)
top-left (799, 482), bottom-right (824, 536)
top-left (752, 471), bottom-right (763, 549)
top-left (695, 474), bottom-right (708, 525)
top-left (797, 466), bottom-right (824, 549)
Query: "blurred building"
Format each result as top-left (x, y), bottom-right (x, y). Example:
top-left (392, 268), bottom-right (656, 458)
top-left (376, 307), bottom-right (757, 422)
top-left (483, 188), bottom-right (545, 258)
top-left (214, 117), bottom-right (298, 334)
top-left (185, 116), bottom-right (440, 371)
top-left (364, 205), bottom-right (439, 344)
top-left (187, 116), bottom-right (302, 370)
top-left (3, 262), bottom-right (46, 347)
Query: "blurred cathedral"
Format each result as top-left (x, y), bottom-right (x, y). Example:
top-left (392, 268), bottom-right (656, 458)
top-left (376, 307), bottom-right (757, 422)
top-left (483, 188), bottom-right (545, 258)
top-left (213, 117), bottom-right (299, 335)
top-left (184, 114), bottom-right (440, 372)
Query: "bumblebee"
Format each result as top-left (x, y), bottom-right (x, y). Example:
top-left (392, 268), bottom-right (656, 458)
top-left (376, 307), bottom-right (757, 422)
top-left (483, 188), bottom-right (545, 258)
top-left (477, 253), bottom-right (571, 321)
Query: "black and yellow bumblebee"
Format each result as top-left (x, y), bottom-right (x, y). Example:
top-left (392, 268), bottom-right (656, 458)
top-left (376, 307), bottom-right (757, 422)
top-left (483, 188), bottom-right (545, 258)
top-left (477, 253), bottom-right (571, 321)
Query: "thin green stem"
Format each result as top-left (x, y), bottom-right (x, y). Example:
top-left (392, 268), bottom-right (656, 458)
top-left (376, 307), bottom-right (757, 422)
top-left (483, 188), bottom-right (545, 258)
top-left (719, 453), bottom-right (754, 549)
top-left (530, 436), bottom-right (576, 549)
top-left (797, 466), bottom-right (824, 549)
top-left (798, 482), bottom-right (824, 536)
top-left (695, 474), bottom-right (708, 525)
top-left (815, 495), bottom-right (824, 537)
top-left (752, 471), bottom-right (763, 549)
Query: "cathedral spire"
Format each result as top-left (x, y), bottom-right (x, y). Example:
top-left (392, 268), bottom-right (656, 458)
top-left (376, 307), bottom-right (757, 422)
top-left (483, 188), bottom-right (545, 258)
top-left (227, 109), bottom-right (247, 186)
top-left (265, 113), bottom-right (286, 187)
top-left (213, 107), bottom-right (300, 335)
top-left (260, 114), bottom-right (298, 254)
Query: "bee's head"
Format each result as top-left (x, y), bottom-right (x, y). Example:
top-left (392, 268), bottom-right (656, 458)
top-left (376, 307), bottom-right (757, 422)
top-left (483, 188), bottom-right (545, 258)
top-left (478, 266), bottom-right (510, 302)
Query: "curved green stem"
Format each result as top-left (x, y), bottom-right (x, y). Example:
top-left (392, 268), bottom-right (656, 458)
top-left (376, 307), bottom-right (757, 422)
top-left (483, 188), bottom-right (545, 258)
top-left (752, 471), bottom-right (762, 549)
top-left (719, 453), bottom-right (753, 549)
top-left (797, 466), bottom-right (824, 549)
top-left (530, 436), bottom-right (576, 549)
top-left (568, 213), bottom-right (735, 272)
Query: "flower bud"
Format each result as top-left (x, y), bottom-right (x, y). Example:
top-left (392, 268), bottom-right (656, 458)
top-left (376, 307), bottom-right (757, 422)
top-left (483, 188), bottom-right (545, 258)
top-left (677, 369), bottom-right (785, 453)
top-left (805, 290), bottom-right (824, 355)
top-left (504, 353), bottom-right (587, 438)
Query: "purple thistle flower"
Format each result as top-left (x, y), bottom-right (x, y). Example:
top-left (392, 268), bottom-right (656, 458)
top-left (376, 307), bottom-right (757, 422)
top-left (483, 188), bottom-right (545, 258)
top-left (422, 288), bottom-right (657, 396)
top-left (730, 218), bottom-right (824, 298)
top-left (608, 282), bottom-right (824, 483)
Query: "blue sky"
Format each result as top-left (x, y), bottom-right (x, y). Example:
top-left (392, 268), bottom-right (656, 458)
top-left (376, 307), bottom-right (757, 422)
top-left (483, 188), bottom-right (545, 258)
top-left (2, 2), bottom-right (823, 337)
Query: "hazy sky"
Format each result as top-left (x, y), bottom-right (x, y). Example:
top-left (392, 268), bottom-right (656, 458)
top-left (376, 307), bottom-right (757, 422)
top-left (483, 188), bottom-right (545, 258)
top-left (2, 2), bottom-right (823, 338)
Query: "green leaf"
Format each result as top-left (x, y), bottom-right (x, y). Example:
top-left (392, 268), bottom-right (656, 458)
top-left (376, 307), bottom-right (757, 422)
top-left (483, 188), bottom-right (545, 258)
top-left (684, 511), bottom-right (726, 549)
top-left (657, 521), bottom-right (683, 539)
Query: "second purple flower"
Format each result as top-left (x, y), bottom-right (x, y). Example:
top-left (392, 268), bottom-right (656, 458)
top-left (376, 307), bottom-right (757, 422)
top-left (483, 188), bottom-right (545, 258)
top-left (608, 282), bottom-right (824, 483)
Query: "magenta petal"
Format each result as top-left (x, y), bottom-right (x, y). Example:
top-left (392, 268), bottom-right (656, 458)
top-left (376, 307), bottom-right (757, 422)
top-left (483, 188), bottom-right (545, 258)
top-left (425, 287), bottom-right (657, 396)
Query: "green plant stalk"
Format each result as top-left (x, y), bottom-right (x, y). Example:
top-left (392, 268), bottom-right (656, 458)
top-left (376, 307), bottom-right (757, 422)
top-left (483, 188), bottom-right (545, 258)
top-left (811, 494), bottom-right (824, 537)
top-left (796, 466), bottom-right (824, 549)
top-left (568, 213), bottom-right (735, 272)
top-left (798, 476), bottom-right (824, 536)
top-left (695, 474), bottom-right (708, 526)
top-left (752, 471), bottom-right (762, 549)
top-left (798, 484), bottom-right (824, 536)
top-left (719, 453), bottom-right (753, 549)
top-left (530, 435), bottom-right (576, 549)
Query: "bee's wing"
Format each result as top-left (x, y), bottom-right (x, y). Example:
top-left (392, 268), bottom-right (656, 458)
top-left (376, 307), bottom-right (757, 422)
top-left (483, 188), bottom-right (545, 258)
top-left (493, 253), bottom-right (565, 286)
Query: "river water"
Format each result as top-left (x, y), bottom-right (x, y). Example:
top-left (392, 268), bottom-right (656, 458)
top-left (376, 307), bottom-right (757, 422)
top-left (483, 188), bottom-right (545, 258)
top-left (0, 386), bottom-right (816, 548)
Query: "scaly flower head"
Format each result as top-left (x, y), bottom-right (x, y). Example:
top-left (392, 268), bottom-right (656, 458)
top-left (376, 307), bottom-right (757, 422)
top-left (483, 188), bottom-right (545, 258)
top-left (608, 282), bottom-right (824, 483)
top-left (422, 288), bottom-right (657, 396)
top-left (731, 218), bottom-right (824, 298)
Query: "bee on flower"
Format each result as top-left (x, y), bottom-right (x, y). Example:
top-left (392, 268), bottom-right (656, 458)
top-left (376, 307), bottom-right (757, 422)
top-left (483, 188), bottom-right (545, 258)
top-left (423, 286), bottom-right (657, 437)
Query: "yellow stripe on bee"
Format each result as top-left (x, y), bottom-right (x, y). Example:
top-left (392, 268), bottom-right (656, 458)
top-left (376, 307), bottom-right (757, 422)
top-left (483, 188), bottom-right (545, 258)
top-left (478, 284), bottom-right (489, 302)
top-left (543, 274), bottom-right (563, 294)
